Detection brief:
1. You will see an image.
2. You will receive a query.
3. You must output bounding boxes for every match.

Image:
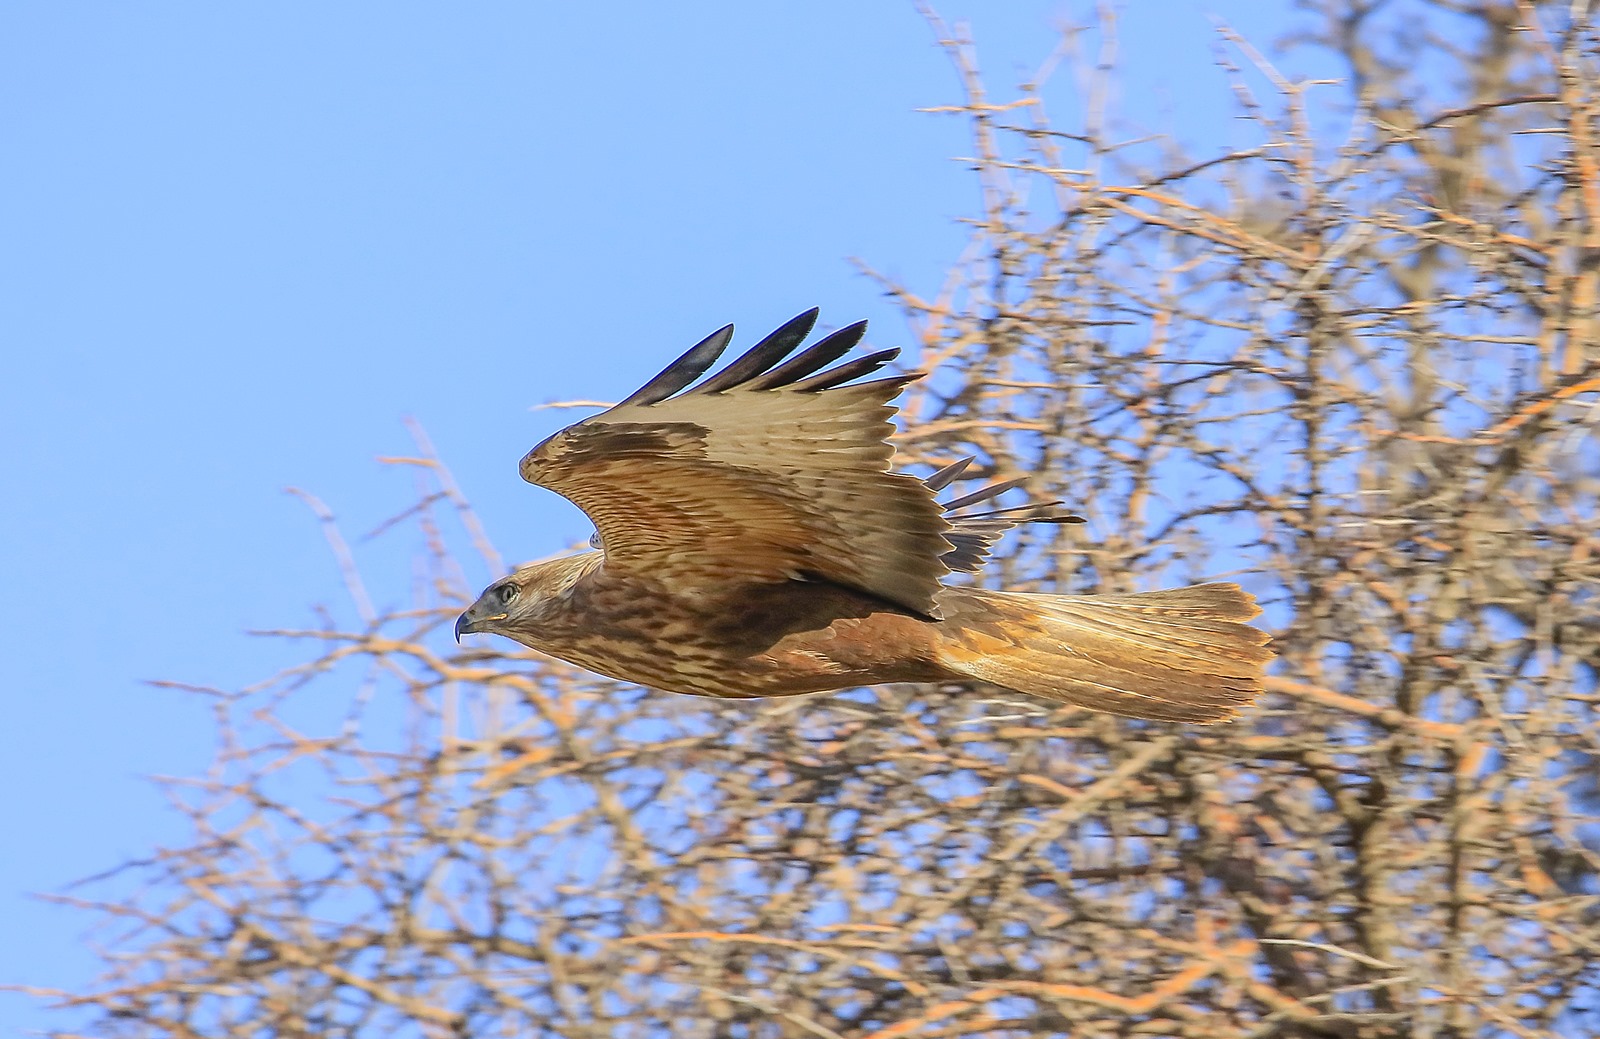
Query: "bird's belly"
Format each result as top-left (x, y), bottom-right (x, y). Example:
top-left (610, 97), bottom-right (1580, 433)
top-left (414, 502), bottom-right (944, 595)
top-left (537, 592), bottom-right (943, 699)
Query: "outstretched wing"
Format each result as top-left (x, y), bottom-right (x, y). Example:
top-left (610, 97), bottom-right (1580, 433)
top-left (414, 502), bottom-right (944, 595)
top-left (519, 310), bottom-right (955, 616)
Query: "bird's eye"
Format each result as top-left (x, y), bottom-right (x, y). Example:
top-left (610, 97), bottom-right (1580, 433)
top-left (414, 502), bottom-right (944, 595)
top-left (497, 584), bottom-right (520, 607)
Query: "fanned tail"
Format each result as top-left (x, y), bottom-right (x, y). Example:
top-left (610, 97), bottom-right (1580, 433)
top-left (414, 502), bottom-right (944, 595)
top-left (936, 582), bottom-right (1272, 723)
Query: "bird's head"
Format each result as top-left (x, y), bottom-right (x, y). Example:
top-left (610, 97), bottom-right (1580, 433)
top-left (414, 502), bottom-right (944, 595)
top-left (454, 553), bottom-right (599, 644)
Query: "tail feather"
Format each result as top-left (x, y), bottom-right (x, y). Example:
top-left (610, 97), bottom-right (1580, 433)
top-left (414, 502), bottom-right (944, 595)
top-left (936, 583), bottom-right (1272, 723)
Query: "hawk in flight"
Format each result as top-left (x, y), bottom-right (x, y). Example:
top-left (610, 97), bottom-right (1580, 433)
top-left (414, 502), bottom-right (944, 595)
top-left (457, 310), bottom-right (1271, 722)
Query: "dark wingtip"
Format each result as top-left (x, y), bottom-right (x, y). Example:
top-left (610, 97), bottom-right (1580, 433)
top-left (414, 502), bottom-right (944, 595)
top-left (789, 348), bottom-right (902, 392)
top-left (616, 322), bottom-right (735, 408)
top-left (746, 320), bottom-right (870, 391)
top-left (693, 309), bottom-right (820, 394)
top-left (612, 309), bottom-right (895, 405)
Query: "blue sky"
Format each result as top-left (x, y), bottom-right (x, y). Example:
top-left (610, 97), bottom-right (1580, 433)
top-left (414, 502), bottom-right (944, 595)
top-left (1, 3), bottom-right (1308, 1031)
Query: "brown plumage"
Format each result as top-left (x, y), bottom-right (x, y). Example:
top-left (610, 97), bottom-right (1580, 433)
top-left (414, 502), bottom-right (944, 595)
top-left (456, 309), bottom-right (1272, 723)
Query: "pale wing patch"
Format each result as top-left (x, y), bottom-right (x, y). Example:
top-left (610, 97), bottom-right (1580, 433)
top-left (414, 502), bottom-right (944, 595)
top-left (519, 313), bottom-right (954, 615)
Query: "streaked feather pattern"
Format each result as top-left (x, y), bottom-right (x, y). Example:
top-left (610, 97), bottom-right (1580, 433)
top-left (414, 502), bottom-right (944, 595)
top-left (456, 309), bottom-right (1273, 724)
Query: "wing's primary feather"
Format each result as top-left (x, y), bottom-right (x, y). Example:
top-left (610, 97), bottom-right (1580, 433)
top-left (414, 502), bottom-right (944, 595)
top-left (520, 312), bottom-right (956, 615)
top-left (745, 321), bottom-right (867, 390)
top-left (788, 350), bottom-right (900, 392)
top-left (693, 309), bottom-right (818, 394)
top-left (615, 323), bottom-right (735, 408)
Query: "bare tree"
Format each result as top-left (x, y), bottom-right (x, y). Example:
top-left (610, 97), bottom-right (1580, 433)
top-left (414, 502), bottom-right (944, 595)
top-left (31, 3), bottom-right (1600, 1036)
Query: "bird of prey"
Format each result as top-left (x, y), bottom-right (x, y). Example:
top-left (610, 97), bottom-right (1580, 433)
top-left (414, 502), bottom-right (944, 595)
top-left (456, 310), bottom-right (1271, 722)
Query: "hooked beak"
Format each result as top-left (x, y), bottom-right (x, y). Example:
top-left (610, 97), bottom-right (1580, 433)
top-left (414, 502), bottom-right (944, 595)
top-left (454, 606), bottom-right (507, 643)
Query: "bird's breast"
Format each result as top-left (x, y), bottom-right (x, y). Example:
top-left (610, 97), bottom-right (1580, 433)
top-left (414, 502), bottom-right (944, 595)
top-left (525, 572), bottom-right (944, 698)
